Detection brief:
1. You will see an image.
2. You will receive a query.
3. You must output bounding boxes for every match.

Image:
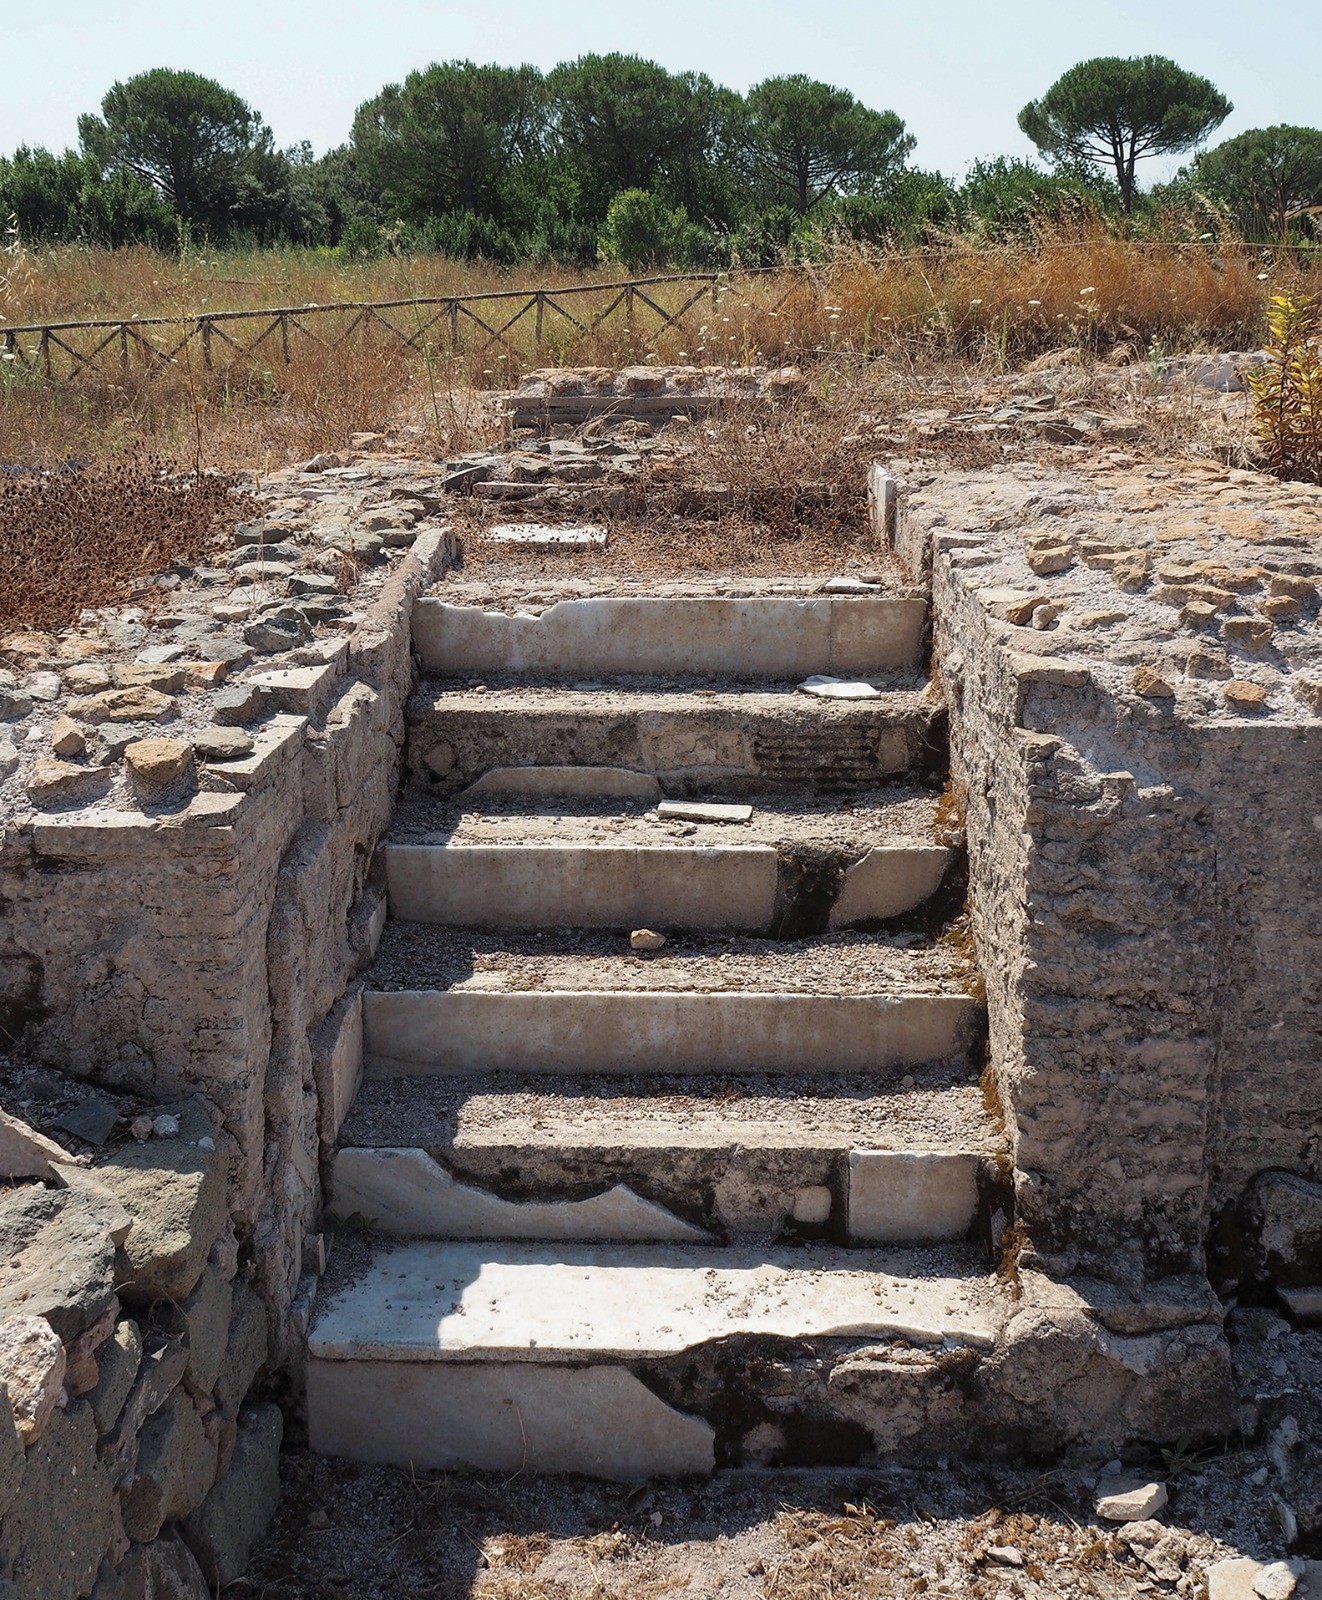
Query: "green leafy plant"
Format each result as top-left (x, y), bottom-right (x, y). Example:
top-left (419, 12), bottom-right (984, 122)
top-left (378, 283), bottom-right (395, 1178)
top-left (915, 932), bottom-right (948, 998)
top-left (1249, 292), bottom-right (1322, 483)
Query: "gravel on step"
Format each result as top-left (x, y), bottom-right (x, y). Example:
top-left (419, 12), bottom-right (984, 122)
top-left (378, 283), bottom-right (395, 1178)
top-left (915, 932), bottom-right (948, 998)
top-left (386, 785), bottom-right (947, 852)
top-left (366, 923), bottom-right (978, 996)
top-left (339, 1069), bottom-right (1000, 1153)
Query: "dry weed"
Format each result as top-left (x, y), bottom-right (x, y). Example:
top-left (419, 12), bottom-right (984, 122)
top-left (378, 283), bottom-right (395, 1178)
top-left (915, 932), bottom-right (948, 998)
top-left (0, 458), bottom-right (254, 632)
top-left (0, 226), bottom-right (1288, 473)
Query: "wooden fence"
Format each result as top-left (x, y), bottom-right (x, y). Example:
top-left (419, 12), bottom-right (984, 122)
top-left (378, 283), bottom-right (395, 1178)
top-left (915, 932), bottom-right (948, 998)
top-left (0, 273), bottom-right (737, 381)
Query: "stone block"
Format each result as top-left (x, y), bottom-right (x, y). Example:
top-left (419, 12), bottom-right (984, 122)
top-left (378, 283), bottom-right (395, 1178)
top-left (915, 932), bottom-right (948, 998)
top-left (384, 842), bottom-right (778, 931)
top-left (180, 1268), bottom-right (233, 1396)
top-left (365, 989), bottom-right (979, 1078)
top-left (0, 1395), bottom-right (22, 1517)
top-left (88, 1319), bottom-right (142, 1438)
top-left (180, 1402), bottom-right (283, 1588)
top-left (329, 1147), bottom-right (707, 1242)
top-left (0, 1187), bottom-right (117, 1341)
top-left (0, 1402), bottom-right (113, 1599)
top-left (308, 1359), bottom-right (714, 1480)
top-left (830, 846), bottom-right (954, 926)
top-left (213, 1284), bottom-right (270, 1418)
top-left (461, 765), bottom-right (662, 802)
top-left (121, 1393), bottom-right (219, 1543)
top-left (313, 989), bottom-right (363, 1150)
top-left (847, 1150), bottom-right (981, 1244)
top-left (93, 1099), bottom-right (227, 1305)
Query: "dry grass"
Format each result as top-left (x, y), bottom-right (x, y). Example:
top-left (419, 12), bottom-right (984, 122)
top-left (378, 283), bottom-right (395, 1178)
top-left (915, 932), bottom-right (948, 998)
top-left (0, 459), bottom-right (254, 633)
top-left (0, 225), bottom-right (1290, 472)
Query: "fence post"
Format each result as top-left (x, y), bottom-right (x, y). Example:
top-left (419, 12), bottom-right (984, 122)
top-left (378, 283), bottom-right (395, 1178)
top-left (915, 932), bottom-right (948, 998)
top-left (535, 291), bottom-right (544, 346)
top-left (200, 318), bottom-right (213, 372)
top-left (279, 314), bottom-right (291, 364)
top-left (448, 301), bottom-right (459, 350)
top-left (39, 329), bottom-right (51, 379)
top-left (624, 284), bottom-right (634, 329)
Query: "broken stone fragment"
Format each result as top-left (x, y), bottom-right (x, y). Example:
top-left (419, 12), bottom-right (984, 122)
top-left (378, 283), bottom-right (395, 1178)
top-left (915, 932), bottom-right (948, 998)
top-left (26, 757), bottom-right (112, 801)
top-left (67, 686), bottom-right (177, 724)
top-left (92, 1099), bottom-right (228, 1305)
top-left (1187, 646), bottom-right (1232, 678)
top-left (87, 1318), bottom-right (142, 1437)
top-left (243, 616), bottom-right (305, 653)
top-left (124, 736), bottom-right (194, 786)
top-left (210, 684), bottom-right (263, 725)
top-left (1094, 1479), bottom-right (1168, 1522)
top-left (0, 1315), bottom-right (65, 1445)
top-left (48, 715), bottom-right (85, 757)
top-left (192, 726), bottom-right (254, 761)
top-left (113, 663), bottom-right (188, 693)
top-left (1223, 615), bottom-right (1273, 650)
top-left (631, 929), bottom-right (667, 952)
top-left (1223, 679), bottom-right (1269, 712)
top-left (0, 1184), bottom-right (118, 1340)
top-left (0, 1108), bottom-right (72, 1180)
top-left (1132, 665), bottom-right (1175, 699)
top-left (1027, 546), bottom-right (1074, 576)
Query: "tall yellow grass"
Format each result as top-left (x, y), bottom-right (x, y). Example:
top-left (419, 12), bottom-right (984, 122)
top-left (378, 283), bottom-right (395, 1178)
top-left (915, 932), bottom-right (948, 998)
top-left (0, 224), bottom-right (1290, 468)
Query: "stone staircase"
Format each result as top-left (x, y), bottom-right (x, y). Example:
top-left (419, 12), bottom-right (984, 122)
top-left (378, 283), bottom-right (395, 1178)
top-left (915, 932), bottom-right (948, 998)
top-left (305, 581), bottom-right (1015, 1479)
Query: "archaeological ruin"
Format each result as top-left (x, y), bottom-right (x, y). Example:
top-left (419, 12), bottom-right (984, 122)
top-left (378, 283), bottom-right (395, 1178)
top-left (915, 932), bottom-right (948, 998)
top-left (2, 366), bottom-right (1322, 1597)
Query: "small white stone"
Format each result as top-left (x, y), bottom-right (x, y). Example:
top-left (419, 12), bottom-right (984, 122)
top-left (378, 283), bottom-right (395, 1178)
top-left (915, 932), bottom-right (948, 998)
top-left (151, 1113), bottom-right (180, 1138)
top-left (988, 1546), bottom-right (1024, 1567)
top-left (631, 929), bottom-right (667, 952)
top-left (1095, 1479), bottom-right (1168, 1522)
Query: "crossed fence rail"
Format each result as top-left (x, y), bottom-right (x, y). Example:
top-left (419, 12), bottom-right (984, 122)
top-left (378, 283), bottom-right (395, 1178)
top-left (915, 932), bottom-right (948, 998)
top-left (0, 272), bottom-right (742, 382)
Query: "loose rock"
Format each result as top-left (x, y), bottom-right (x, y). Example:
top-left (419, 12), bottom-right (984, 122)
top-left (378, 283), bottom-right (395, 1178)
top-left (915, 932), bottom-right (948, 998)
top-left (0, 1315), bottom-right (65, 1445)
top-left (124, 737), bottom-right (194, 786)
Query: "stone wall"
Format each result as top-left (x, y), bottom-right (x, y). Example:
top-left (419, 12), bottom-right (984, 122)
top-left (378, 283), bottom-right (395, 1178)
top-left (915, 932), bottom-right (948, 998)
top-left (1, 1095), bottom-right (282, 1598)
top-left (1, 533), bottom-right (450, 1597)
top-left (1, 530), bottom-right (450, 1335)
top-left (881, 460), bottom-right (1322, 1296)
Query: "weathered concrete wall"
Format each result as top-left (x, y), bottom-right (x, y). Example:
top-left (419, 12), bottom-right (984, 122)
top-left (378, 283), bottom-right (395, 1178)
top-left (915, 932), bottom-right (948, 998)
top-left (0, 532), bottom-right (452, 1339)
top-left (886, 462), bottom-right (1322, 1292)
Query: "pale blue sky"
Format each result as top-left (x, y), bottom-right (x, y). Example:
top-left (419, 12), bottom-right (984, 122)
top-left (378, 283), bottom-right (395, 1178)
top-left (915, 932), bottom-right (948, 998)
top-left (4, 0), bottom-right (1317, 184)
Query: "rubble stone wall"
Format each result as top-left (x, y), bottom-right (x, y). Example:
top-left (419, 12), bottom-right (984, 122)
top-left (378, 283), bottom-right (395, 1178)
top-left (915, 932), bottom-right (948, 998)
top-left (1, 533), bottom-right (451, 1597)
top-left (884, 462), bottom-right (1322, 1289)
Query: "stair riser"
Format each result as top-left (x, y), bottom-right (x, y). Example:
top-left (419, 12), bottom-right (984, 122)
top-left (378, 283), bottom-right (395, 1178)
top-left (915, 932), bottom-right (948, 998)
top-left (412, 596), bottom-right (927, 678)
top-left (408, 699), bottom-right (944, 794)
top-left (383, 843), bottom-right (953, 930)
top-left (327, 1143), bottom-right (986, 1245)
top-left (362, 991), bottom-right (980, 1077)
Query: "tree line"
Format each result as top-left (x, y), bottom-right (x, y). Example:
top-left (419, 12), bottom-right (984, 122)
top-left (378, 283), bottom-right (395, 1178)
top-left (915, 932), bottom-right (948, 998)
top-left (2, 55), bottom-right (1320, 267)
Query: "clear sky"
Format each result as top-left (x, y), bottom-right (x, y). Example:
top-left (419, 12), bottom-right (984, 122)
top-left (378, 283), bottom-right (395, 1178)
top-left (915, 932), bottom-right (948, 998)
top-left (4, 0), bottom-right (1317, 184)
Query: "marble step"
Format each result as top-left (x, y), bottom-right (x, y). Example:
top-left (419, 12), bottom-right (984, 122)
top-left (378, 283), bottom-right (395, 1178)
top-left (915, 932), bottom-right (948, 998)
top-left (330, 1069), bottom-right (1005, 1245)
top-left (382, 788), bottom-right (955, 931)
top-left (361, 926), bottom-right (982, 1079)
top-left (412, 593), bottom-right (927, 678)
top-left (306, 1239), bottom-right (1008, 1478)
